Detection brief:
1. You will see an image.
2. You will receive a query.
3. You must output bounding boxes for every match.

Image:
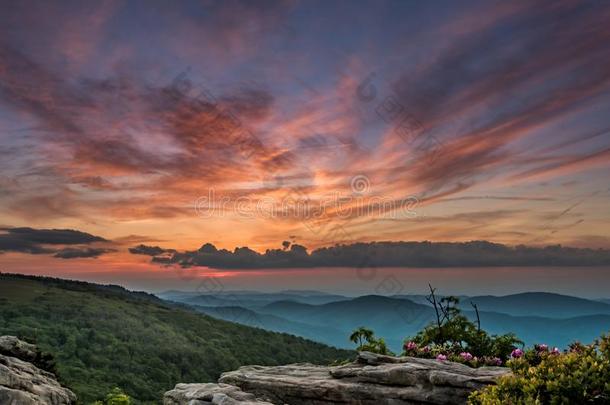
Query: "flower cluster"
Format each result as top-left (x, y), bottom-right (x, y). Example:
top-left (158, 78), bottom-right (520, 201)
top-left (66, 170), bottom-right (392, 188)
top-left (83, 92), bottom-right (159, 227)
top-left (534, 343), bottom-right (548, 352)
top-left (488, 357), bottom-right (503, 366)
top-left (509, 343), bottom-right (568, 368)
top-left (510, 348), bottom-right (524, 358)
top-left (460, 352), bottom-right (473, 361)
top-left (402, 341), bottom-right (505, 367)
top-left (404, 341), bottom-right (418, 351)
top-left (533, 343), bottom-right (561, 356)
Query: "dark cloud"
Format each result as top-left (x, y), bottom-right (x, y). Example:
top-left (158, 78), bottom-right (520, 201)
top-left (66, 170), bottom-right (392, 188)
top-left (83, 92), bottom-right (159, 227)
top-left (53, 247), bottom-right (115, 259)
top-left (134, 241), bottom-right (610, 269)
top-left (1, 227), bottom-right (106, 245)
top-left (0, 227), bottom-right (110, 258)
top-left (0, 236), bottom-right (54, 255)
top-left (128, 244), bottom-right (173, 256)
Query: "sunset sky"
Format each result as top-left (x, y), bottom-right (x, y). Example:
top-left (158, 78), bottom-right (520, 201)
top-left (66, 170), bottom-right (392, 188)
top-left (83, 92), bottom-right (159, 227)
top-left (1, 0), bottom-right (609, 292)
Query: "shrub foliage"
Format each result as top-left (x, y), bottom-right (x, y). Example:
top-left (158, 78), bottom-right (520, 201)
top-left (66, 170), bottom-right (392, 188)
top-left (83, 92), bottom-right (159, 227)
top-left (349, 326), bottom-right (393, 355)
top-left (401, 285), bottom-right (521, 366)
top-left (469, 335), bottom-right (610, 404)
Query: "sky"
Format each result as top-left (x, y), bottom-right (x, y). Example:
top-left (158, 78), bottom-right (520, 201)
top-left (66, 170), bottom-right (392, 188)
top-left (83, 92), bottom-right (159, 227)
top-left (1, 0), bottom-right (610, 292)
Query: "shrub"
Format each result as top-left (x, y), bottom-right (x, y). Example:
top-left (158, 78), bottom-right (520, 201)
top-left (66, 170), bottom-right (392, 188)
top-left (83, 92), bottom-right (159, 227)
top-left (93, 387), bottom-right (133, 405)
top-left (349, 327), bottom-right (394, 355)
top-left (362, 337), bottom-right (393, 355)
top-left (402, 286), bottom-right (521, 366)
top-left (469, 334), bottom-right (610, 404)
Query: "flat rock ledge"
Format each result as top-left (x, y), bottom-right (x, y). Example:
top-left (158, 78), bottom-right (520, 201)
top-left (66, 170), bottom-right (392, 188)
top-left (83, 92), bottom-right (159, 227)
top-left (164, 383), bottom-right (274, 405)
top-left (0, 336), bottom-right (77, 405)
top-left (164, 352), bottom-right (511, 405)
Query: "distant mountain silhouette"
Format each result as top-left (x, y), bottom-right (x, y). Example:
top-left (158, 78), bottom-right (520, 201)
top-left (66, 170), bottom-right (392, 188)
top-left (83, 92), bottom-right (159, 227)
top-left (165, 292), bottom-right (610, 351)
top-left (465, 292), bottom-right (610, 318)
top-left (159, 291), bottom-right (349, 307)
top-left (599, 299), bottom-right (610, 305)
top-left (190, 304), bottom-right (346, 345)
top-left (279, 289), bottom-right (344, 297)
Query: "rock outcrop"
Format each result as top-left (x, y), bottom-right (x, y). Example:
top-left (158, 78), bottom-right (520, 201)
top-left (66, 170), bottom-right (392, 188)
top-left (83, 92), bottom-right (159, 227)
top-left (164, 383), bottom-right (274, 405)
top-left (164, 352), bottom-right (510, 405)
top-left (0, 336), bottom-right (76, 405)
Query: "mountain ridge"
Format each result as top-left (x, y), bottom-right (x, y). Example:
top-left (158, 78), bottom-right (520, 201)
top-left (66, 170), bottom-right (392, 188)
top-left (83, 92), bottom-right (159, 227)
top-left (182, 294), bottom-right (610, 352)
top-left (0, 273), bottom-right (352, 403)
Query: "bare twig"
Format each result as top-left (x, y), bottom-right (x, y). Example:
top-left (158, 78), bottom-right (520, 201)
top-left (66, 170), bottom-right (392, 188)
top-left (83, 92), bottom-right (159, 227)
top-left (427, 284), bottom-right (443, 341)
top-left (471, 301), bottom-right (481, 331)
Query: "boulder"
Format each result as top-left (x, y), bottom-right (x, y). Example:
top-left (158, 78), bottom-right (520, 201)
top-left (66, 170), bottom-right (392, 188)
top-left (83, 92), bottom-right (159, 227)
top-left (164, 382), bottom-right (274, 404)
top-left (0, 336), bottom-right (76, 405)
top-left (165, 352), bottom-right (510, 405)
top-left (0, 336), bottom-right (39, 363)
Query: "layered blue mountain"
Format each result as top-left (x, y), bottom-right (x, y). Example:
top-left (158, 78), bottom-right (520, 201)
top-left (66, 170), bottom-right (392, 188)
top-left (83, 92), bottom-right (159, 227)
top-left (163, 291), bottom-right (610, 353)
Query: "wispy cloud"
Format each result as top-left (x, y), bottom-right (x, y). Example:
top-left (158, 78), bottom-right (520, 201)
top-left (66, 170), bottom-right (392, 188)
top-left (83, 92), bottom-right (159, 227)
top-left (0, 0), bottom-right (609, 257)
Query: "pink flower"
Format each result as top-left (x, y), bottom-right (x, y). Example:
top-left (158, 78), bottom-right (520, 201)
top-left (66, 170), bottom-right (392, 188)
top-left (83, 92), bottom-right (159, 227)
top-left (535, 344), bottom-right (548, 352)
top-left (491, 357), bottom-right (502, 366)
top-left (421, 346), bottom-right (431, 353)
top-left (511, 348), bottom-right (524, 358)
top-left (436, 354), bottom-right (447, 361)
top-left (551, 347), bottom-right (560, 355)
top-left (404, 341), bottom-right (418, 351)
top-left (460, 352), bottom-right (473, 361)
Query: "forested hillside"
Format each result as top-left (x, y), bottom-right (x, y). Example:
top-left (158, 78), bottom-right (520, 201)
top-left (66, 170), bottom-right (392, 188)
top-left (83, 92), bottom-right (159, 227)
top-left (0, 274), bottom-right (352, 403)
